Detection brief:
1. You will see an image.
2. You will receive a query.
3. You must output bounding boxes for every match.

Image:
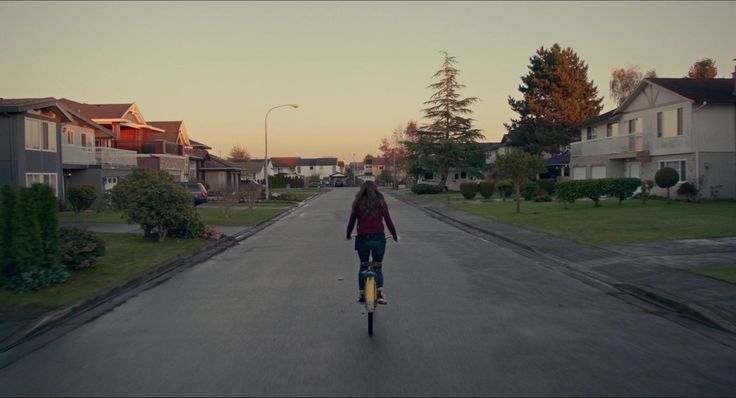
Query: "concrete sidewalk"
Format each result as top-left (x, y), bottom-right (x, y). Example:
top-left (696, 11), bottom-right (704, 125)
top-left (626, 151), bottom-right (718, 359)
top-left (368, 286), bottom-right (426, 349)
top-left (61, 223), bottom-right (246, 237)
top-left (390, 190), bottom-right (736, 333)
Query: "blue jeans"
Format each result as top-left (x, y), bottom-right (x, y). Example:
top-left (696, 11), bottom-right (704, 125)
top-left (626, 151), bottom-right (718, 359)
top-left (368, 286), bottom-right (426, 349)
top-left (355, 233), bottom-right (386, 290)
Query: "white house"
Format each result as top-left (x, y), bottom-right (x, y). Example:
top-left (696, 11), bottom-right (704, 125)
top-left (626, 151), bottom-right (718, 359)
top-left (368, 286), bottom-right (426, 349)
top-left (296, 158), bottom-right (340, 180)
top-left (570, 76), bottom-right (736, 199)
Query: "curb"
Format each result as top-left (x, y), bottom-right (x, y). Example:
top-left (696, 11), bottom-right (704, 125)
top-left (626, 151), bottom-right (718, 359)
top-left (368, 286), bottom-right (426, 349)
top-left (388, 191), bottom-right (736, 335)
top-left (0, 190), bottom-right (328, 359)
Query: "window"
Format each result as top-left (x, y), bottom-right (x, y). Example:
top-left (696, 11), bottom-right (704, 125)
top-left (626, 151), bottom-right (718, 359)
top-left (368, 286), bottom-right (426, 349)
top-left (657, 108), bottom-right (683, 138)
top-left (586, 127), bottom-right (597, 140)
top-left (460, 171), bottom-right (467, 179)
top-left (65, 128), bottom-right (74, 145)
top-left (423, 173), bottom-right (434, 180)
top-left (25, 173), bottom-right (58, 196)
top-left (24, 118), bottom-right (57, 152)
top-left (628, 118), bottom-right (642, 134)
top-left (659, 160), bottom-right (687, 182)
top-left (81, 133), bottom-right (88, 147)
top-left (572, 167), bottom-right (586, 180)
top-left (606, 123), bottom-right (618, 137)
top-left (454, 173), bottom-right (459, 179)
top-left (104, 177), bottom-right (118, 191)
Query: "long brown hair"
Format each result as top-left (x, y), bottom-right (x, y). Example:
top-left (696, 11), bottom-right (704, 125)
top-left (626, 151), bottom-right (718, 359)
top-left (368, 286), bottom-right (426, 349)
top-left (352, 180), bottom-right (385, 216)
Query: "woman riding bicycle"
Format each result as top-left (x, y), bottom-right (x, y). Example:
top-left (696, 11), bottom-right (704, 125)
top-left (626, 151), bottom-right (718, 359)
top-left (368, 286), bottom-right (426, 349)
top-left (346, 180), bottom-right (398, 305)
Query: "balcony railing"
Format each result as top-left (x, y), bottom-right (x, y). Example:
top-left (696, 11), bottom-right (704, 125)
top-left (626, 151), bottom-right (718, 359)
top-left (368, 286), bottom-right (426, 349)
top-left (62, 144), bottom-right (96, 166)
top-left (96, 147), bottom-right (138, 168)
top-left (571, 134), bottom-right (644, 157)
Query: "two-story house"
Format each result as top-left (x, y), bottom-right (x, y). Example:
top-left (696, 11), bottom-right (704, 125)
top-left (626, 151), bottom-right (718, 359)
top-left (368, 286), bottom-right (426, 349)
top-left (269, 157), bottom-right (300, 176)
top-left (0, 98), bottom-right (71, 197)
top-left (58, 99), bottom-right (190, 182)
top-left (60, 104), bottom-right (137, 200)
top-left (570, 76), bottom-right (736, 199)
top-left (296, 158), bottom-right (340, 181)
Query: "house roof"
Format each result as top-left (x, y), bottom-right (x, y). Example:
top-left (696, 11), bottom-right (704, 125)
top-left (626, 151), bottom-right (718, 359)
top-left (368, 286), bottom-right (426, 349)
top-left (200, 154), bottom-right (246, 171)
top-left (296, 157), bottom-right (338, 166)
top-left (58, 98), bottom-right (134, 119)
top-left (0, 97), bottom-right (74, 121)
top-left (545, 151), bottom-right (570, 166)
top-left (189, 139), bottom-right (211, 150)
top-left (572, 109), bottom-right (620, 129)
top-left (148, 121), bottom-right (191, 146)
top-left (59, 104), bottom-right (115, 138)
top-left (646, 78), bottom-right (736, 103)
top-left (270, 157), bottom-right (300, 168)
top-left (184, 147), bottom-right (209, 160)
top-left (232, 160), bottom-right (264, 174)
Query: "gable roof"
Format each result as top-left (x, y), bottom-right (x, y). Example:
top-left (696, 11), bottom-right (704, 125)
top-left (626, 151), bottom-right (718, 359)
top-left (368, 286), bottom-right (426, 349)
top-left (646, 78), bottom-right (736, 103)
top-left (201, 154), bottom-right (246, 171)
top-left (0, 97), bottom-right (74, 121)
top-left (232, 160), bottom-right (264, 174)
top-left (189, 139), bottom-right (211, 150)
top-left (270, 157), bottom-right (300, 168)
top-left (296, 157), bottom-right (338, 166)
top-left (59, 104), bottom-right (115, 138)
top-left (148, 121), bottom-right (190, 146)
top-left (58, 98), bottom-right (134, 119)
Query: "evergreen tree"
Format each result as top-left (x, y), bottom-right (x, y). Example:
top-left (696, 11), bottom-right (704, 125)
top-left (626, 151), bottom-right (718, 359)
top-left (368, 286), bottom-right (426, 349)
top-left (32, 183), bottom-right (60, 268)
top-left (0, 185), bottom-right (16, 282)
top-left (506, 44), bottom-right (603, 154)
top-left (11, 187), bottom-right (43, 274)
top-left (405, 52), bottom-right (485, 189)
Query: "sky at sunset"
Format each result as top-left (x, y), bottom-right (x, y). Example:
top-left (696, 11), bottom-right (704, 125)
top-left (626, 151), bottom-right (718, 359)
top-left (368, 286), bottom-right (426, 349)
top-left (1, 1), bottom-right (735, 163)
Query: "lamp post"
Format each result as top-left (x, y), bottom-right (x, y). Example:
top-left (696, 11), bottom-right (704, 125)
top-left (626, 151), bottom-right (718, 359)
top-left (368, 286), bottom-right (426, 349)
top-left (264, 104), bottom-right (299, 200)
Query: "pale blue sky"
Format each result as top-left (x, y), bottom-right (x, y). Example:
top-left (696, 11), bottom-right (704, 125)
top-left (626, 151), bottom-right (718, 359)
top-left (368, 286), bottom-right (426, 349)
top-left (1, 1), bottom-right (734, 161)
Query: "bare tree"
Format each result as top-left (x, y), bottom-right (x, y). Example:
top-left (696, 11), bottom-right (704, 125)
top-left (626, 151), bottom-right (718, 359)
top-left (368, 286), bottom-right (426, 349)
top-left (688, 58), bottom-right (718, 79)
top-left (609, 66), bottom-right (657, 106)
top-left (228, 144), bottom-right (251, 163)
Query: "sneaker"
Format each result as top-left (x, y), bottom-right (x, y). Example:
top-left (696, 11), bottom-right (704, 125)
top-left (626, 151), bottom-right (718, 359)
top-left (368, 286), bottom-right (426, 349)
top-left (377, 291), bottom-right (387, 305)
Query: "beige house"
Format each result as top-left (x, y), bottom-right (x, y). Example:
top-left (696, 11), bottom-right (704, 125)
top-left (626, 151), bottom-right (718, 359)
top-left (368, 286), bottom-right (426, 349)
top-left (570, 76), bottom-right (736, 199)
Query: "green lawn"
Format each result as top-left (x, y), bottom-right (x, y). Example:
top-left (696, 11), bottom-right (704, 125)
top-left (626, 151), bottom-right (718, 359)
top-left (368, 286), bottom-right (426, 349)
top-left (0, 233), bottom-right (211, 310)
top-left (451, 199), bottom-right (736, 246)
top-left (690, 265), bottom-right (736, 284)
top-left (60, 207), bottom-right (285, 227)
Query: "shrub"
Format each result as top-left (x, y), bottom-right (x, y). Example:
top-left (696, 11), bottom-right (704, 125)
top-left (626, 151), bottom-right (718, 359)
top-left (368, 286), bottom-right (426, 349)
top-left (412, 184), bottom-right (442, 195)
top-left (496, 180), bottom-right (512, 201)
top-left (537, 179), bottom-right (556, 196)
top-left (111, 168), bottom-right (200, 241)
top-left (59, 228), bottom-right (106, 270)
top-left (478, 181), bottom-right (495, 199)
top-left (580, 179), bottom-right (607, 206)
top-left (96, 191), bottom-right (113, 212)
top-left (0, 185), bottom-right (16, 283)
top-left (201, 225), bottom-right (220, 240)
top-left (32, 183), bottom-right (60, 268)
top-left (11, 187), bottom-right (43, 276)
top-left (68, 185), bottom-right (97, 214)
top-left (533, 189), bottom-right (553, 202)
top-left (4, 266), bottom-right (69, 293)
top-left (459, 182), bottom-right (478, 199)
top-left (521, 182), bottom-right (540, 201)
top-left (168, 216), bottom-right (205, 239)
top-left (655, 167), bottom-right (679, 201)
top-left (677, 182), bottom-right (699, 202)
top-left (555, 180), bottom-right (582, 207)
top-left (605, 178), bottom-right (641, 205)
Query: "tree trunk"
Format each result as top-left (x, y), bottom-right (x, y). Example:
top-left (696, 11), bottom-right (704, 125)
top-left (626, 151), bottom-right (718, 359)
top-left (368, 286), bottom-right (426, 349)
top-left (437, 168), bottom-right (449, 190)
top-left (515, 181), bottom-right (521, 214)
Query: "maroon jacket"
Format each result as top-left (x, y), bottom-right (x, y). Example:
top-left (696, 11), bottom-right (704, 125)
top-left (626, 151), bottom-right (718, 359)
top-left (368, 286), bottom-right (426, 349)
top-left (346, 201), bottom-right (398, 240)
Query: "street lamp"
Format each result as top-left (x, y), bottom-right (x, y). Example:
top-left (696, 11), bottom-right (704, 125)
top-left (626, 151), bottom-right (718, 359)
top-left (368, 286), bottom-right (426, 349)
top-left (264, 103), bottom-right (299, 200)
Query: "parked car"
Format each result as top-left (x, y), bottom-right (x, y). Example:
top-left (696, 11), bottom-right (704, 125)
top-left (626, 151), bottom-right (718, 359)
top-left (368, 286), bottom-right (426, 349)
top-left (178, 182), bottom-right (208, 206)
top-left (308, 181), bottom-right (321, 188)
top-left (334, 180), bottom-right (344, 187)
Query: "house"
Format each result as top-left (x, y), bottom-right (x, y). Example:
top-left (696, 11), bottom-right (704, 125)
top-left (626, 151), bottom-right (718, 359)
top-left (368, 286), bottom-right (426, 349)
top-left (269, 157), bottom-right (300, 176)
top-left (236, 159), bottom-right (266, 182)
top-left (185, 139), bottom-right (211, 183)
top-left (570, 75), bottom-right (736, 199)
top-left (0, 98), bottom-right (71, 197)
top-left (59, 103), bottom-right (138, 201)
top-left (296, 158), bottom-right (340, 181)
top-left (199, 154), bottom-right (246, 193)
top-left (58, 99), bottom-right (189, 182)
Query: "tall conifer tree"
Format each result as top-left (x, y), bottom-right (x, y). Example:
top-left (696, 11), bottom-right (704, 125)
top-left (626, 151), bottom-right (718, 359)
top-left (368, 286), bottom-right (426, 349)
top-left (405, 52), bottom-right (485, 189)
top-left (505, 44), bottom-right (603, 154)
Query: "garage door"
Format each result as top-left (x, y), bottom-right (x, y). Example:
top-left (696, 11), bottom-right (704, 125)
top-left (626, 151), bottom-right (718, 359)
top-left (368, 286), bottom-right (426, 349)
top-left (572, 167), bottom-right (586, 180)
top-left (591, 166), bottom-right (606, 179)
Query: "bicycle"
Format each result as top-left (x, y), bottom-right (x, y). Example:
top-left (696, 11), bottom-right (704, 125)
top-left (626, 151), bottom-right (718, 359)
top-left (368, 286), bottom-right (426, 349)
top-left (361, 262), bottom-right (380, 336)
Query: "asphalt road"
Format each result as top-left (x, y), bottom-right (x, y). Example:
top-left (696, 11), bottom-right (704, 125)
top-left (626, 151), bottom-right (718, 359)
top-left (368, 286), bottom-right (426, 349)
top-left (1, 189), bottom-right (736, 396)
